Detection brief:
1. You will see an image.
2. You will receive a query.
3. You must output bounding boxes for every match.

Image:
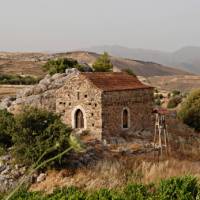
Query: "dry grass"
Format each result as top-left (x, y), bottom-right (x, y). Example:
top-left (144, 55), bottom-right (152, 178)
top-left (148, 75), bottom-right (200, 92)
top-left (30, 158), bottom-right (200, 194)
top-left (0, 60), bottom-right (45, 77)
top-left (0, 85), bottom-right (29, 99)
top-left (30, 116), bottom-right (200, 194)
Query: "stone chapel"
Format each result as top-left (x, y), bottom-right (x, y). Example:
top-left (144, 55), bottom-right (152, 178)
top-left (56, 72), bottom-right (154, 140)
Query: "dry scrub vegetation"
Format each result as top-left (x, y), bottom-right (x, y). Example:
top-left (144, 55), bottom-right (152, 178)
top-left (31, 116), bottom-right (200, 194)
top-left (0, 85), bottom-right (28, 99)
top-left (31, 158), bottom-right (200, 194)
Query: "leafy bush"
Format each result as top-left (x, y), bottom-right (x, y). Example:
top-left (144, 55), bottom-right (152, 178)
top-left (157, 176), bottom-right (199, 200)
top-left (43, 58), bottom-right (83, 75)
top-left (92, 52), bottom-right (113, 72)
top-left (11, 107), bottom-right (72, 165)
top-left (155, 94), bottom-right (164, 99)
top-left (167, 96), bottom-right (182, 109)
top-left (178, 89), bottom-right (200, 131)
top-left (172, 90), bottom-right (181, 97)
top-left (0, 109), bottom-right (15, 149)
top-left (122, 68), bottom-right (136, 76)
top-left (0, 74), bottom-right (40, 85)
top-left (155, 99), bottom-right (161, 106)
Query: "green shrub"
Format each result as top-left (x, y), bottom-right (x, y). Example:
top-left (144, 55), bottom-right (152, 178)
top-left (43, 58), bottom-right (83, 75)
top-left (9, 188), bottom-right (43, 200)
top-left (122, 184), bottom-right (151, 200)
top-left (172, 90), bottom-right (181, 97)
top-left (155, 94), bottom-right (164, 100)
top-left (3, 176), bottom-right (200, 200)
top-left (0, 74), bottom-right (40, 85)
top-left (155, 98), bottom-right (161, 106)
top-left (0, 109), bottom-right (15, 149)
top-left (87, 188), bottom-right (119, 200)
top-left (11, 107), bottom-right (71, 165)
top-left (178, 89), bottom-right (200, 131)
top-left (167, 96), bottom-right (182, 109)
top-left (122, 68), bottom-right (136, 76)
top-left (92, 52), bottom-right (113, 72)
top-left (157, 176), bottom-right (199, 200)
top-left (47, 187), bottom-right (86, 200)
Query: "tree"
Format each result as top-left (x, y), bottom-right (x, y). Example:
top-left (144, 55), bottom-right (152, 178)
top-left (43, 58), bottom-right (84, 75)
top-left (167, 96), bottom-right (182, 109)
top-left (92, 52), bottom-right (113, 72)
top-left (11, 107), bottom-right (72, 165)
top-left (178, 89), bottom-right (200, 131)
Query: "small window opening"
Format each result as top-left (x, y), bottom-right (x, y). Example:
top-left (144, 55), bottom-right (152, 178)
top-left (85, 94), bottom-right (87, 98)
top-left (123, 109), bottom-right (129, 129)
top-left (92, 123), bottom-right (95, 127)
top-left (91, 113), bottom-right (94, 116)
top-left (75, 109), bottom-right (84, 128)
top-left (69, 102), bottom-right (71, 106)
top-left (77, 92), bottom-right (80, 100)
top-left (94, 103), bottom-right (97, 107)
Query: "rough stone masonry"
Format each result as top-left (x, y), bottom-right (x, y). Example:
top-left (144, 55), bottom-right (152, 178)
top-left (56, 72), bottom-right (154, 141)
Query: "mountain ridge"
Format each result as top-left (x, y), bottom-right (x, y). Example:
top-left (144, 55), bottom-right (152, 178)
top-left (85, 45), bottom-right (200, 74)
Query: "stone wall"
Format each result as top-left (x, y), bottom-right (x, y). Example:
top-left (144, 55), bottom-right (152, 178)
top-left (2, 69), bottom-right (80, 114)
top-left (56, 74), bottom-right (103, 140)
top-left (101, 88), bottom-right (154, 140)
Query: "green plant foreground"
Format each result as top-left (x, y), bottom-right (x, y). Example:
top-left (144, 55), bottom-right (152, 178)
top-left (1, 176), bottom-right (200, 200)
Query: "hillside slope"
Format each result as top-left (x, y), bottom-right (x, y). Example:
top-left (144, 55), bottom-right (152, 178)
top-left (0, 51), bottom-right (190, 77)
top-left (86, 45), bottom-right (200, 74)
top-left (56, 51), bottom-right (190, 77)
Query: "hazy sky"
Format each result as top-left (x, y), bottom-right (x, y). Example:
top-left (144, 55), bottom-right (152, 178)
top-left (0, 0), bottom-right (200, 52)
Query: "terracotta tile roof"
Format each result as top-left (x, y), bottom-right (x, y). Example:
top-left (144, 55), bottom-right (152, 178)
top-left (81, 72), bottom-right (153, 91)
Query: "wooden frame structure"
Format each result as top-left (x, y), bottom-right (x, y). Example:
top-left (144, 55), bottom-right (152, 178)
top-left (153, 108), bottom-right (170, 159)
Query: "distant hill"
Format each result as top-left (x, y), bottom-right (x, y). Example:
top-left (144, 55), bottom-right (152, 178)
top-left (86, 45), bottom-right (200, 74)
top-left (56, 51), bottom-right (190, 77)
top-left (0, 51), bottom-right (190, 77)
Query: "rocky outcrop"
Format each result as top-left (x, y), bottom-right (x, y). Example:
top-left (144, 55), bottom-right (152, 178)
top-left (0, 154), bottom-right (27, 193)
top-left (0, 68), bottom-right (80, 114)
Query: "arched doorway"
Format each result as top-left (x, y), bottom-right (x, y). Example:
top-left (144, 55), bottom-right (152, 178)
top-left (75, 109), bottom-right (84, 128)
top-left (122, 109), bottom-right (129, 129)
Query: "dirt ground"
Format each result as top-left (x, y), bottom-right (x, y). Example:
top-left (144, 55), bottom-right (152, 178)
top-left (147, 75), bottom-right (200, 92)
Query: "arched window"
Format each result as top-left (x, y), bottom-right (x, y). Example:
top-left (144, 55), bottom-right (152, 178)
top-left (75, 109), bottom-right (84, 128)
top-left (122, 109), bottom-right (129, 129)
